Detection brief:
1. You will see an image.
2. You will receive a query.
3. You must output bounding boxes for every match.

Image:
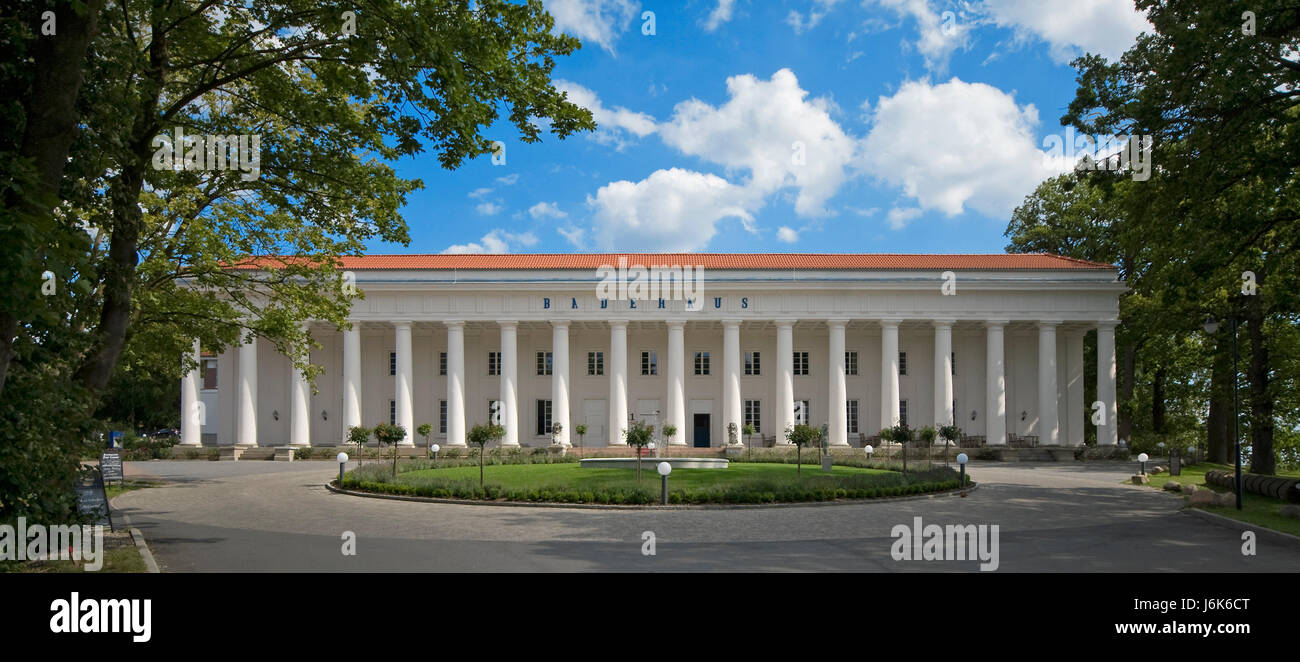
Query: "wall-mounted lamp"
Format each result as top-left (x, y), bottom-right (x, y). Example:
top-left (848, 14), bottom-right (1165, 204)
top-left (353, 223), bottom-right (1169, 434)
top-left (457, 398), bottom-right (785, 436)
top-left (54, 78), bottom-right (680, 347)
top-left (321, 410), bottom-right (328, 421)
top-left (272, 410), bottom-right (279, 421)
top-left (1020, 411), bottom-right (1028, 421)
top-left (970, 410), bottom-right (977, 421)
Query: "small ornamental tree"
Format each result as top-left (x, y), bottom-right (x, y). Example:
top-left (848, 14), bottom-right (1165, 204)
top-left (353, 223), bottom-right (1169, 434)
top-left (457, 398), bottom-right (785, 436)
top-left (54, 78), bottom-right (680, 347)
top-left (467, 423), bottom-right (505, 488)
top-left (372, 423), bottom-right (407, 477)
top-left (661, 424), bottom-right (677, 457)
top-left (919, 426), bottom-right (938, 464)
top-left (742, 423), bottom-right (756, 449)
top-left (574, 423), bottom-right (588, 454)
top-left (785, 424), bottom-right (821, 475)
top-left (888, 423), bottom-right (914, 471)
top-left (624, 420), bottom-right (655, 482)
top-left (347, 426), bottom-right (371, 462)
top-left (417, 423), bottom-right (433, 457)
top-left (938, 424), bottom-right (962, 463)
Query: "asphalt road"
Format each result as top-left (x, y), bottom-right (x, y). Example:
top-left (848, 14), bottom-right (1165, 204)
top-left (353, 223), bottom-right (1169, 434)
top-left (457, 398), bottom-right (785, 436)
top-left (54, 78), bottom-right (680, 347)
top-left (111, 460), bottom-right (1300, 572)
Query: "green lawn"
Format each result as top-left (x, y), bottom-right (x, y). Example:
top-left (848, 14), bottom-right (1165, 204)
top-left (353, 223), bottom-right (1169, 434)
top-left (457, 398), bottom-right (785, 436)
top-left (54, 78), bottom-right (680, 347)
top-left (343, 460), bottom-right (964, 504)
top-left (397, 461), bottom-right (892, 491)
top-left (1145, 462), bottom-right (1300, 537)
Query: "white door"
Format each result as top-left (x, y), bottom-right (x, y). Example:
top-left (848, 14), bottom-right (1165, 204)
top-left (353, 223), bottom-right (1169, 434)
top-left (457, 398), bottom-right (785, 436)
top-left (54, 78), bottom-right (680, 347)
top-left (636, 399), bottom-right (661, 435)
top-left (583, 400), bottom-right (607, 444)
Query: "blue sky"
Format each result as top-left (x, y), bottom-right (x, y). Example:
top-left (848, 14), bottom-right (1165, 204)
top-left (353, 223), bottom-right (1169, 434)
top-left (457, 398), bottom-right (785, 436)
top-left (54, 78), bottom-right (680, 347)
top-left (375, 0), bottom-right (1151, 256)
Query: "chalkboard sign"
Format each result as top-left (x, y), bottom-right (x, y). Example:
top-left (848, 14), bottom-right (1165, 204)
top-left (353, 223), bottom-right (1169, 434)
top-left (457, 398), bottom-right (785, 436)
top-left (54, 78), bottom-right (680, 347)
top-left (100, 451), bottom-right (124, 483)
top-left (75, 472), bottom-right (113, 531)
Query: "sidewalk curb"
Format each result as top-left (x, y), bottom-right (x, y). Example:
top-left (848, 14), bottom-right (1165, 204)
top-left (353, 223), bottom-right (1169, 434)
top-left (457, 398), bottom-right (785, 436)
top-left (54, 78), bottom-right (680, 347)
top-left (115, 511), bottom-right (161, 573)
top-left (325, 480), bottom-right (979, 510)
top-left (1180, 507), bottom-right (1300, 551)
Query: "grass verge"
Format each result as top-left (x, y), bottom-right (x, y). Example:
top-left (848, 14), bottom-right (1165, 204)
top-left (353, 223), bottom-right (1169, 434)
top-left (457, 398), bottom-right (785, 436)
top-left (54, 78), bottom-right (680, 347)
top-left (1144, 462), bottom-right (1300, 537)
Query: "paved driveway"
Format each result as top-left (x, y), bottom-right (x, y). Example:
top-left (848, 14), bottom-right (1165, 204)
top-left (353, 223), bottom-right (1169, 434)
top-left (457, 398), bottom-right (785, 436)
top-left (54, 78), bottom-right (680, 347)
top-left (112, 460), bottom-right (1300, 572)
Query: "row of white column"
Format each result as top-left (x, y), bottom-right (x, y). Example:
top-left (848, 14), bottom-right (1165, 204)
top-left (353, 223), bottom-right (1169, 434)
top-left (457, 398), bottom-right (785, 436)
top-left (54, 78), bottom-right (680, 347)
top-left (178, 319), bottom-right (1120, 448)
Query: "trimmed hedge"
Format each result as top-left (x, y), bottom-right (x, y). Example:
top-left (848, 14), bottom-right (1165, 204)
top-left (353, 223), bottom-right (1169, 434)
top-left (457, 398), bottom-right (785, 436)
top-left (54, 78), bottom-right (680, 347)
top-left (338, 476), bottom-right (964, 505)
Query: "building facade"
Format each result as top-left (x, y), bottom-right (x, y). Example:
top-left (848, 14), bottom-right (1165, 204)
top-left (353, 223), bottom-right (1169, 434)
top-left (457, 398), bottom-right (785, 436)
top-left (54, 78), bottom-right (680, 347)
top-left (178, 253), bottom-right (1124, 449)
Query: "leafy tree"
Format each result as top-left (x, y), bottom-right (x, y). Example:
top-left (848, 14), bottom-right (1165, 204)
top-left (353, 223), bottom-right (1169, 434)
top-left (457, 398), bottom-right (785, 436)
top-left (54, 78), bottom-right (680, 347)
top-left (574, 423), bottom-right (588, 455)
top-left (372, 423), bottom-right (407, 477)
top-left (660, 424), bottom-right (676, 457)
top-left (347, 426), bottom-right (371, 462)
top-left (467, 423), bottom-right (504, 488)
top-left (417, 423), bottom-right (433, 456)
top-left (623, 420), bottom-right (654, 482)
top-left (784, 424), bottom-right (820, 475)
top-left (918, 426), bottom-right (938, 463)
top-left (742, 423), bottom-right (756, 449)
top-left (0, 0), bottom-right (596, 523)
top-left (885, 424), bottom-right (913, 471)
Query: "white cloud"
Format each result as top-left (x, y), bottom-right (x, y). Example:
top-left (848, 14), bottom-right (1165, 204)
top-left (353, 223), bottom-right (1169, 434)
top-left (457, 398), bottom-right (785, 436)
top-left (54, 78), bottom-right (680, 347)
top-left (588, 168), bottom-right (757, 251)
top-left (867, 0), bottom-right (974, 72)
top-left (443, 229), bottom-right (539, 254)
top-left (558, 225), bottom-right (587, 248)
top-left (556, 80), bottom-right (657, 150)
top-left (861, 77), bottom-right (1066, 219)
top-left (886, 206), bottom-right (923, 229)
top-left (703, 0), bottom-right (736, 31)
top-left (475, 201), bottom-right (504, 216)
top-left (529, 202), bottom-right (569, 220)
top-left (777, 226), bottom-right (800, 243)
top-left (543, 0), bottom-right (639, 53)
top-left (467, 187), bottom-right (493, 199)
top-left (786, 0), bottom-right (843, 34)
top-left (495, 173), bottom-right (519, 186)
top-left (658, 68), bottom-right (858, 217)
top-left (982, 0), bottom-right (1150, 64)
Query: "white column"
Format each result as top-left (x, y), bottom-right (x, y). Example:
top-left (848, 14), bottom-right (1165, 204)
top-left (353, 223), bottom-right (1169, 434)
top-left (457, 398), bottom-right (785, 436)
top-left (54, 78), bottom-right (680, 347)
top-left (1066, 329), bottom-right (1086, 446)
top-left (985, 320), bottom-right (1008, 446)
top-left (180, 338), bottom-right (202, 446)
top-left (236, 334), bottom-right (258, 446)
top-left (933, 320), bottom-right (954, 431)
top-left (289, 330), bottom-right (311, 447)
top-left (880, 319), bottom-right (901, 430)
top-left (393, 321), bottom-right (414, 445)
top-left (828, 320), bottom-right (848, 446)
top-left (549, 321), bottom-right (569, 446)
top-left (500, 321), bottom-right (520, 446)
top-left (342, 322), bottom-right (362, 443)
top-left (1038, 322), bottom-right (1060, 446)
top-left (666, 320), bottom-right (686, 446)
top-left (775, 320), bottom-right (795, 443)
top-left (446, 320), bottom-right (466, 446)
top-left (1097, 321), bottom-right (1118, 446)
top-left (609, 321), bottom-right (628, 445)
top-left (722, 319), bottom-right (742, 446)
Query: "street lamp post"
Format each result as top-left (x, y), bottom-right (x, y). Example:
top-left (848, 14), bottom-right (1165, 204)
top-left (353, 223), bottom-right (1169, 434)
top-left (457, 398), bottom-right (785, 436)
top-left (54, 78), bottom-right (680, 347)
top-left (1203, 315), bottom-right (1243, 510)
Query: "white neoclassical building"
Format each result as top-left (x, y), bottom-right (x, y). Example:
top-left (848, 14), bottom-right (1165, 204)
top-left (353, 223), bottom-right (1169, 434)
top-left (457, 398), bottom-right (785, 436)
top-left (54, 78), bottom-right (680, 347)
top-left (177, 253), bottom-right (1124, 450)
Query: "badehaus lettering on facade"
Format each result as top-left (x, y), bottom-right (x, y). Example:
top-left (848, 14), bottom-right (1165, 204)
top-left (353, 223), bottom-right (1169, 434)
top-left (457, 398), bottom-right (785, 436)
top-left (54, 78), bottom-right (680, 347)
top-left (179, 253), bottom-right (1124, 452)
top-left (595, 256), bottom-right (705, 308)
top-left (151, 127), bottom-right (261, 181)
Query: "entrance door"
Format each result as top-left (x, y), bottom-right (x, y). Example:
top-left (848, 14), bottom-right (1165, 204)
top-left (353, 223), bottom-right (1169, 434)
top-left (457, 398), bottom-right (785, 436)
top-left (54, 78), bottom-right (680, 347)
top-left (693, 413), bottom-right (711, 448)
top-left (583, 400), bottom-right (607, 445)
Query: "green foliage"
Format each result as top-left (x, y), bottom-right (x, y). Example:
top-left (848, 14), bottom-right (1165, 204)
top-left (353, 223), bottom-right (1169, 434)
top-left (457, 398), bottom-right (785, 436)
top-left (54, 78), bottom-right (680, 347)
top-left (122, 432), bottom-right (177, 460)
top-left (784, 425), bottom-right (820, 448)
top-left (661, 424), bottom-right (677, 441)
top-left (918, 426), bottom-right (938, 444)
top-left (938, 425), bottom-right (962, 443)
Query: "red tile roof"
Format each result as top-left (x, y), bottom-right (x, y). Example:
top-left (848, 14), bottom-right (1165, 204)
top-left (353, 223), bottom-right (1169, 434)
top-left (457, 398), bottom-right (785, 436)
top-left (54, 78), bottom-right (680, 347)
top-left (229, 253), bottom-right (1114, 271)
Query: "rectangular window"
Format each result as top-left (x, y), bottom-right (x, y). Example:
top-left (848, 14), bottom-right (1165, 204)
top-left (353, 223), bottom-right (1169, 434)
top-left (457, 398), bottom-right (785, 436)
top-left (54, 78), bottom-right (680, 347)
top-left (588, 351), bottom-right (604, 376)
top-left (795, 400), bottom-right (810, 426)
top-left (694, 351), bottom-right (711, 376)
top-left (201, 359), bottom-right (218, 390)
top-left (744, 400), bottom-right (761, 434)
top-left (536, 351), bottom-right (553, 376)
top-left (389, 399), bottom-right (396, 426)
top-left (900, 400), bottom-right (909, 428)
top-left (794, 351), bottom-right (809, 376)
top-left (641, 350), bottom-right (658, 376)
top-left (439, 400), bottom-right (447, 434)
top-left (488, 400), bottom-right (501, 425)
top-left (899, 351), bottom-right (907, 376)
top-left (439, 352), bottom-right (447, 376)
top-left (488, 351), bottom-right (501, 376)
top-left (536, 399), bottom-right (553, 435)
top-left (847, 400), bottom-right (860, 434)
top-left (744, 351), bottom-right (761, 376)
top-left (845, 351), bottom-right (858, 376)
top-left (389, 352), bottom-right (396, 376)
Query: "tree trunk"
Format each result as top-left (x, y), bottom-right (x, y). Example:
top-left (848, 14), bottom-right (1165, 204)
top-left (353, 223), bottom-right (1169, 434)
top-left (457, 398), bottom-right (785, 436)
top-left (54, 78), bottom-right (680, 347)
top-left (1245, 300), bottom-right (1275, 475)
top-left (1206, 341), bottom-right (1231, 464)
top-left (1118, 341), bottom-right (1139, 442)
top-left (1151, 365), bottom-right (1167, 434)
